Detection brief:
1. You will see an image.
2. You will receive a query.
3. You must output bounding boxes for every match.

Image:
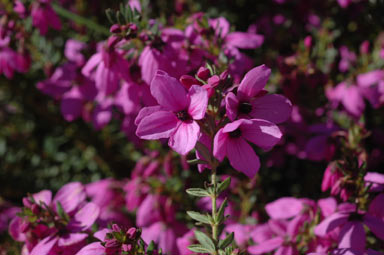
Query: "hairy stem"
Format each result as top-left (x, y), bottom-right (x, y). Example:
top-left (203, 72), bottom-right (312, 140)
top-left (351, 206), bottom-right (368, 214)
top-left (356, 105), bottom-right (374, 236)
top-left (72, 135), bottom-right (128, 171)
top-left (52, 3), bottom-right (110, 36)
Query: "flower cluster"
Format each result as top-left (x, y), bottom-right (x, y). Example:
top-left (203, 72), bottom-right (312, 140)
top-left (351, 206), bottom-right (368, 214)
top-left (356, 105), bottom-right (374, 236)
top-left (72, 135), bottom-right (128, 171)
top-left (1, 0), bottom-right (384, 254)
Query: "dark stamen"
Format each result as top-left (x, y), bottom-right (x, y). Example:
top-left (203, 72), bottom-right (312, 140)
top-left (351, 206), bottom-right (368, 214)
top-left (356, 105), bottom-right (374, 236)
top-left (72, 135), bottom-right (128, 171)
top-left (238, 102), bottom-right (252, 114)
top-left (176, 110), bottom-right (192, 122)
top-left (348, 213), bottom-right (363, 222)
top-left (229, 129), bottom-right (242, 138)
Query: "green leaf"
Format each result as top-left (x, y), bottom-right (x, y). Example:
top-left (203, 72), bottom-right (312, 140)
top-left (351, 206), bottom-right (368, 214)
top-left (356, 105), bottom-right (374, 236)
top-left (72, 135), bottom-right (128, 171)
top-left (187, 158), bottom-right (208, 165)
top-left (56, 202), bottom-right (69, 221)
top-left (194, 230), bottom-right (216, 252)
top-left (195, 142), bottom-right (212, 163)
top-left (187, 211), bottom-right (211, 224)
top-left (219, 232), bottom-right (234, 249)
top-left (147, 240), bottom-right (156, 253)
top-left (216, 198), bottom-right (228, 224)
top-left (187, 244), bottom-right (212, 253)
top-left (217, 177), bottom-right (231, 194)
top-left (186, 188), bottom-right (211, 197)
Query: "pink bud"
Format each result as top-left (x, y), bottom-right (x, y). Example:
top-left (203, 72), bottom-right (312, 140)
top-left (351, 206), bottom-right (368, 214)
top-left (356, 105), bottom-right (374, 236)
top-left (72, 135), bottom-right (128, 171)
top-left (304, 36), bottom-right (312, 49)
top-left (179, 75), bottom-right (202, 89)
top-left (112, 224), bottom-right (121, 232)
top-left (31, 204), bottom-right (40, 215)
top-left (110, 24), bottom-right (121, 33)
top-left (197, 67), bottom-right (211, 80)
top-left (126, 227), bottom-right (137, 239)
top-left (360, 40), bottom-right (369, 54)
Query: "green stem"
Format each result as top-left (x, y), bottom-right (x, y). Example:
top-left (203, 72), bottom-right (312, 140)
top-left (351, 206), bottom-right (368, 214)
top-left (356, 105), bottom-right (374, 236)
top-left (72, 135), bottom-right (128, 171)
top-left (211, 164), bottom-right (219, 254)
top-left (52, 3), bottom-right (110, 36)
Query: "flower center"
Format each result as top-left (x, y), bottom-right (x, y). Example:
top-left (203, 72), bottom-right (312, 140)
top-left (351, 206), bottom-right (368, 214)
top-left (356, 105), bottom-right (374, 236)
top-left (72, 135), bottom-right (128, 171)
top-left (238, 102), bottom-right (252, 114)
top-left (348, 212), bottom-right (363, 222)
top-left (229, 129), bottom-right (242, 138)
top-left (176, 110), bottom-right (192, 122)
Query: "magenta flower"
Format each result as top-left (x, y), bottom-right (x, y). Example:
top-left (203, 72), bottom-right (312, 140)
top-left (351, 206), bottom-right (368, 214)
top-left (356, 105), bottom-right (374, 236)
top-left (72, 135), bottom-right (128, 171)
top-left (248, 219), bottom-right (300, 255)
top-left (213, 118), bottom-right (282, 178)
top-left (9, 182), bottom-right (100, 255)
top-left (314, 196), bottom-right (384, 252)
top-left (31, 0), bottom-right (61, 35)
top-left (326, 82), bottom-right (365, 118)
top-left (225, 64), bottom-right (292, 123)
top-left (82, 37), bottom-right (130, 96)
top-left (136, 70), bottom-right (208, 155)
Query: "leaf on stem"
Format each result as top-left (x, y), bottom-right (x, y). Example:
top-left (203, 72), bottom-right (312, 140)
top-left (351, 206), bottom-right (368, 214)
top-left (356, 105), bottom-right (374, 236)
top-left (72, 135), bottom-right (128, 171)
top-left (186, 188), bottom-right (211, 197)
top-left (219, 232), bottom-right (234, 249)
top-left (187, 211), bottom-right (212, 224)
top-left (216, 198), bottom-right (228, 224)
top-left (217, 177), bottom-right (231, 194)
top-left (188, 244), bottom-right (213, 253)
top-left (194, 230), bottom-right (216, 253)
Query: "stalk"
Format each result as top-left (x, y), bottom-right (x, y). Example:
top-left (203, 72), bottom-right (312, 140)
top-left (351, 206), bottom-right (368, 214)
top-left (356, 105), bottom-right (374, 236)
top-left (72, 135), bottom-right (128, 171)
top-left (52, 3), bottom-right (110, 36)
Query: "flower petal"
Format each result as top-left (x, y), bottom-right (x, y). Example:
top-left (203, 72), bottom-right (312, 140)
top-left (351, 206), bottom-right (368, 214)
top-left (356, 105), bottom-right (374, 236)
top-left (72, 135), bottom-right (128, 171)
top-left (30, 235), bottom-right (58, 255)
top-left (314, 212), bottom-right (349, 237)
top-left (241, 119), bottom-right (282, 150)
top-left (150, 70), bottom-right (189, 111)
top-left (338, 221), bottom-right (365, 252)
top-left (265, 197), bottom-right (303, 219)
top-left (32, 190), bottom-right (52, 206)
top-left (225, 92), bottom-right (239, 121)
top-left (238, 65), bottom-right (271, 100)
top-left (168, 121), bottom-right (200, 155)
top-left (136, 111), bottom-right (178, 140)
top-left (68, 202), bottom-right (100, 231)
top-left (134, 105), bottom-right (164, 126)
top-left (225, 32), bottom-right (264, 49)
top-left (368, 194), bottom-right (384, 218)
top-left (213, 128), bottom-right (228, 162)
top-left (187, 85), bottom-right (208, 120)
top-left (363, 214), bottom-right (384, 240)
top-left (58, 233), bottom-right (88, 247)
top-left (81, 53), bottom-right (101, 77)
top-left (249, 94), bottom-right (292, 124)
top-left (226, 137), bottom-right (260, 178)
top-left (248, 237), bottom-right (284, 254)
top-left (53, 182), bottom-right (86, 214)
top-left (75, 242), bottom-right (105, 255)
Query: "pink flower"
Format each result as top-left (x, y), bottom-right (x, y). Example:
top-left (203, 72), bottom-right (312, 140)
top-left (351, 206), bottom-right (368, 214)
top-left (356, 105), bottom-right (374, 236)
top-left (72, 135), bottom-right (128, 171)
top-left (31, 0), bottom-right (61, 35)
top-left (248, 219), bottom-right (299, 255)
top-left (225, 64), bottom-right (292, 123)
top-left (82, 37), bottom-right (130, 96)
top-left (9, 183), bottom-right (100, 255)
top-left (213, 118), bottom-right (282, 178)
top-left (136, 70), bottom-right (208, 155)
top-left (326, 82), bottom-right (365, 118)
top-left (314, 197), bottom-right (384, 252)
top-left (265, 197), bottom-right (304, 219)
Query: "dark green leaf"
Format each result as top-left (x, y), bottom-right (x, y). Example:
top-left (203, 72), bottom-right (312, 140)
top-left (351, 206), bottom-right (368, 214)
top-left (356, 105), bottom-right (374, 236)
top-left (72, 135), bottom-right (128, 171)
top-left (186, 188), bottom-right (211, 197)
top-left (219, 232), bottom-right (234, 249)
top-left (194, 230), bottom-right (216, 252)
top-left (216, 198), bottom-right (228, 224)
top-left (188, 244), bottom-right (212, 253)
top-left (187, 211), bottom-right (211, 224)
top-left (217, 177), bottom-right (231, 194)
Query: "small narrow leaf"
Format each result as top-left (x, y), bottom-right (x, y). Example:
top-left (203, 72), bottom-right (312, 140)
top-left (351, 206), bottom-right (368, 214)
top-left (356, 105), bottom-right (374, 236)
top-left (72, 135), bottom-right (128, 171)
top-left (188, 244), bottom-right (212, 253)
top-left (187, 211), bottom-right (211, 224)
top-left (56, 201), bottom-right (69, 221)
top-left (216, 198), bottom-right (228, 223)
top-left (195, 142), bottom-right (212, 163)
top-left (217, 177), bottom-right (231, 194)
top-left (219, 232), bottom-right (234, 249)
top-left (186, 188), bottom-right (211, 197)
top-left (187, 158), bottom-right (208, 165)
top-left (194, 230), bottom-right (216, 252)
